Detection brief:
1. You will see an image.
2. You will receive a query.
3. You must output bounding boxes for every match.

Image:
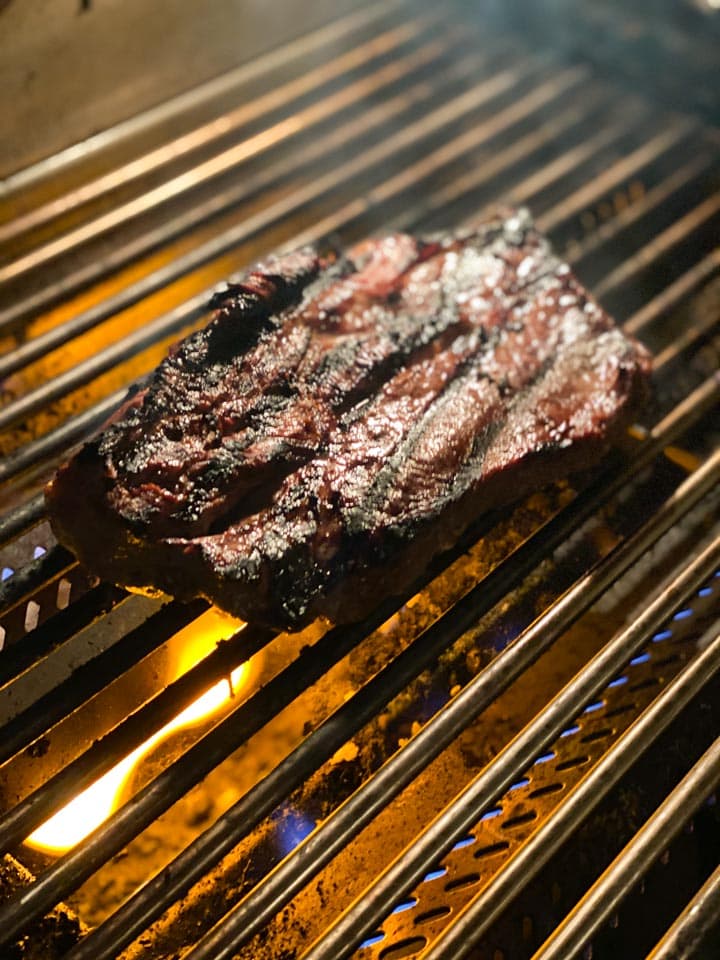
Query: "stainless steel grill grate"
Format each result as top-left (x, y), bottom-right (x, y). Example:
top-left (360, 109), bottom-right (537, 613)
top-left (0, 2), bottom-right (719, 958)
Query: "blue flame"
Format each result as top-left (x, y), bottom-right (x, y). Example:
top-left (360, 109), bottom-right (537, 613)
top-left (272, 807), bottom-right (315, 858)
top-left (561, 725), bottom-right (580, 737)
top-left (359, 931), bottom-right (385, 949)
top-left (673, 607), bottom-right (693, 621)
top-left (391, 897), bottom-right (418, 914)
top-left (452, 834), bottom-right (476, 850)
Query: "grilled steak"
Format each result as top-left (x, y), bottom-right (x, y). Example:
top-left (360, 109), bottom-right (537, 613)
top-left (46, 209), bottom-right (652, 631)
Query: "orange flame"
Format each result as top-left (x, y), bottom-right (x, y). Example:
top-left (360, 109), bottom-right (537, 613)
top-left (25, 609), bottom-right (249, 855)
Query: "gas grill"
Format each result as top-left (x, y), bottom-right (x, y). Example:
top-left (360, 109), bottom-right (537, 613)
top-left (1, 1), bottom-right (719, 958)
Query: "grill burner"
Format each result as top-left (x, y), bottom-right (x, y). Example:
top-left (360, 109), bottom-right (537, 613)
top-left (1, 2), bottom-right (719, 958)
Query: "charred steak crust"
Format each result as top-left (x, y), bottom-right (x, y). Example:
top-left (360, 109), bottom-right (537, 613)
top-left (46, 209), bottom-right (652, 630)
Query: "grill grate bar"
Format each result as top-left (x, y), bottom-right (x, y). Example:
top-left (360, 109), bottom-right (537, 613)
top-left (0, 600), bottom-right (206, 767)
top-left (645, 862), bottom-right (720, 960)
top-left (0, 387), bottom-right (127, 487)
top-left (214, 537), bottom-right (720, 960)
top-left (536, 118), bottom-right (698, 234)
top-left (0, 16), bottom-right (435, 250)
top-left (418, 624), bottom-right (720, 960)
top-left (0, 22), bottom-right (462, 290)
top-left (0, 617), bottom-right (271, 851)
top-left (0, 288), bottom-right (209, 435)
top-left (529, 734), bottom-right (720, 960)
top-left (1, 393), bottom-right (718, 958)
top-left (0, 34), bottom-right (458, 366)
top-left (0, 0), bottom-right (409, 199)
top-left (570, 153), bottom-right (716, 274)
top-left (400, 111), bottom-right (680, 239)
top-left (0, 39), bottom-right (520, 336)
top-left (594, 189), bottom-right (720, 299)
top-left (625, 247), bottom-right (720, 336)
top-left (0, 545), bottom-right (74, 618)
top-left (59, 379), bottom-right (720, 960)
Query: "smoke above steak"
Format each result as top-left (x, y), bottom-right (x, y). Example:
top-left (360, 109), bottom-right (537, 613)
top-left (46, 209), bottom-right (652, 630)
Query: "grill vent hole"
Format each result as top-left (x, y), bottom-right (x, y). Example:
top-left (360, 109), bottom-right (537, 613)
top-left (580, 727), bottom-right (614, 744)
top-left (604, 702), bottom-right (637, 719)
top-left (528, 782), bottom-right (564, 799)
top-left (414, 906), bottom-right (451, 925)
top-left (474, 840), bottom-right (510, 860)
top-left (502, 810), bottom-right (538, 830)
top-left (627, 677), bottom-right (660, 693)
top-left (444, 872), bottom-right (480, 892)
top-left (555, 754), bottom-right (590, 772)
top-left (379, 936), bottom-right (427, 959)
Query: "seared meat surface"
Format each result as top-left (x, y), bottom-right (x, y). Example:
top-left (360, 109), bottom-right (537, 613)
top-left (46, 209), bottom-right (651, 630)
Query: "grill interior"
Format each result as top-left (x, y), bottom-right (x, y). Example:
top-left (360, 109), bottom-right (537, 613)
top-left (1, 2), bottom-right (719, 958)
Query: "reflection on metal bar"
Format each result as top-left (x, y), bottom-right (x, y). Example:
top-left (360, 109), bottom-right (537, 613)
top-left (571, 153), bottom-right (716, 268)
top-left (0, 35), bottom-right (481, 333)
top-left (594, 190), bottom-right (720, 298)
top-left (0, 387), bottom-right (127, 485)
top-left (296, 545), bottom-right (720, 960)
top-left (0, 63), bottom-right (580, 432)
top-left (417, 620), bottom-right (720, 960)
top-left (0, 290), bottom-right (209, 435)
top-left (61, 397), bottom-right (719, 960)
top-left (0, 25), bottom-right (452, 287)
top-left (405, 99), bottom-right (646, 227)
top-left (175, 490), bottom-right (720, 960)
top-left (0, 18), bottom-right (431, 248)
top-left (0, 616), bottom-right (266, 852)
top-left (536, 120), bottom-right (697, 233)
top-left (624, 247), bottom-right (720, 335)
top-left (645, 863), bottom-right (720, 960)
top-left (0, 0), bottom-right (408, 199)
top-left (532, 737), bottom-right (720, 960)
top-left (284, 67), bottom-right (590, 251)
top-left (1, 396), bottom-right (718, 958)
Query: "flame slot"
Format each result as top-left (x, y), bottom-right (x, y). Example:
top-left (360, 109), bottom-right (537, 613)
top-left (25, 608), bottom-right (250, 856)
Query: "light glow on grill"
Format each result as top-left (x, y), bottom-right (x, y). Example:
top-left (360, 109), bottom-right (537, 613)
top-left (25, 608), bottom-right (249, 855)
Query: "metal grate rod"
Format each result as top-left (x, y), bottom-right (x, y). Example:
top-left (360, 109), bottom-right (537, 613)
top-left (0, 392), bottom-right (717, 958)
top-left (175, 495), bottom-right (719, 959)
top-left (535, 117), bottom-right (698, 233)
top-left (645, 862), bottom-right (720, 960)
top-left (0, 42), bottom-right (518, 335)
top-left (531, 735), bottom-right (720, 960)
top-left (220, 539), bottom-right (720, 960)
top-left (0, 0), bottom-right (408, 199)
top-left (594, 189), bottom-right (720, 299)
top-left (0, 17), bottom-right (433, 250)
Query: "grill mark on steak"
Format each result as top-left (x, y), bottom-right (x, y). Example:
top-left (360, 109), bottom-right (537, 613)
top-left (46, 209), bottom-right (652, 630)
top-left (96, 218), bottom-right (552, 539)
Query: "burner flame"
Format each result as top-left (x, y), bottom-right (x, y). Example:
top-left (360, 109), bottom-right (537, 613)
top-left (25, 609), bottom-right (249, 855)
